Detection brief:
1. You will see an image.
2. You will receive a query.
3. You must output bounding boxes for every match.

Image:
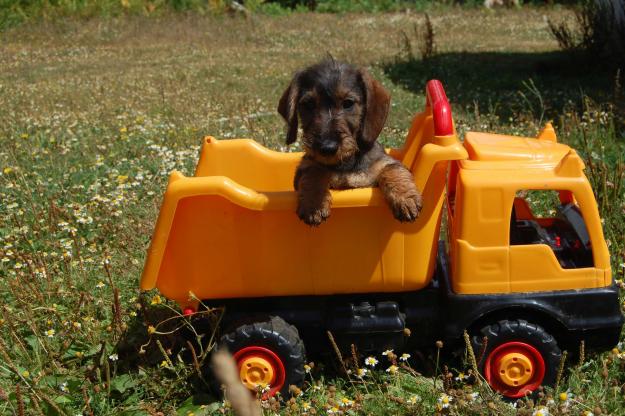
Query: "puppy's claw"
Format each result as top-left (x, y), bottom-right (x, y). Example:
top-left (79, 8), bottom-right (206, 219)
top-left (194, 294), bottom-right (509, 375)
top-left (297, 205), bottom-right (331, 226)
top-left (390, 193), bottom-right (422, 223)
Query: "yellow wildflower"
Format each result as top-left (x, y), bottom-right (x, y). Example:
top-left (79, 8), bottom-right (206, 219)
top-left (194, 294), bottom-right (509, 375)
top-left (340, 397), bottom-right (354, 407)
top-left (407, 395), bottom-right (420, 405)
top-left (386, 365), bottom-right (399, 374)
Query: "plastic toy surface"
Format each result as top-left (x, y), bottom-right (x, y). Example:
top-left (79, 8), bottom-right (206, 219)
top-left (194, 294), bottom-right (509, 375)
top-left (140, 81), bottom-right (623, 399)
top-left (141, 81), bottom-right (466, 308)
top-left (449, 127), bottom-right (611, 294)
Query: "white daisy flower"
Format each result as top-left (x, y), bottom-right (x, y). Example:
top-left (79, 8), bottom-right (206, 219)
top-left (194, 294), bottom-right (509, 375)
top-left (455, 372), bottom-right (469, 381)
top-left (339, 398), bottom-right (354, 407)
top-left (364, 356), bottom-right (378, 367)
top-left (532, 407), bottom-right (549, 416)
top-left (438, 393), bottom-right (452, 408)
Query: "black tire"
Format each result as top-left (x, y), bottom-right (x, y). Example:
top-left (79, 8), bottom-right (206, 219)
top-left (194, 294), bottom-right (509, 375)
top-left (472, 319), bottom-right (561, 399)
top-left (215, 316), bottom-right (306, 398)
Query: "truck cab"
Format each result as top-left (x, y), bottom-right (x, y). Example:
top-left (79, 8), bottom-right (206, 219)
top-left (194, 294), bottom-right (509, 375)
top-left (447, 127), bottom-right (611, 295)
top-left (438, 127), bottom-right (620, 398)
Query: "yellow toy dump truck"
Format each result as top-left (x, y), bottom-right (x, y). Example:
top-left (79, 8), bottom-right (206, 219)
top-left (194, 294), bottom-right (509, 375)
top-left (141, 81), bottom-right (623, 399)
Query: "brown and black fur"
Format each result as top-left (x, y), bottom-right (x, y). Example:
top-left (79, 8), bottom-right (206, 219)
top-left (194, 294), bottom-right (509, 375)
top-left (278, 59), bottom-right (422, 226)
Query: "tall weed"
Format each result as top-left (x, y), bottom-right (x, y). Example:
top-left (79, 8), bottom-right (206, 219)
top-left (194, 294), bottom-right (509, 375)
top-left (559, 100), bottom-right (625, 259)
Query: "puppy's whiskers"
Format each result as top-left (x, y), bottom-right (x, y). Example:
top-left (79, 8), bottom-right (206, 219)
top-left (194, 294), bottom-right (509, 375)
top-left (301, 135), bottom-right (314, 152)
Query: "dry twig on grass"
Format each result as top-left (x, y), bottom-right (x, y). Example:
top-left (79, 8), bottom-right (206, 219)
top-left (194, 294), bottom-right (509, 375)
top-left (211, 350), bottom-right (262, 416)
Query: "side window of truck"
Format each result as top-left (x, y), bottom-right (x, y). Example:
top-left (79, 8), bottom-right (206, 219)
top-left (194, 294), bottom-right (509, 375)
top-left (509, 190), bottom-right (594, 269)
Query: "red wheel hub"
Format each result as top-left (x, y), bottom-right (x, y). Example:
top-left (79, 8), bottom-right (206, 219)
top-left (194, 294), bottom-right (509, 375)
top-left (483, 341), bottom-right (546, 398)
top-left (233, 346), bottom-right (286, 397)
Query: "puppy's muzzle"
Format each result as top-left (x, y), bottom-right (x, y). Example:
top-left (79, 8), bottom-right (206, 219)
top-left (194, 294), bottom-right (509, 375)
top-left (315, 140), bottom-right (339, 156)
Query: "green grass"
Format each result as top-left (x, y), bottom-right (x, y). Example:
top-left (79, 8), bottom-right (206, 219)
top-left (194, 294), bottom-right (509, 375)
top-left (0, 7), bottom-right (624, 415)
top-left (0, 0), bottom-right (441, 31)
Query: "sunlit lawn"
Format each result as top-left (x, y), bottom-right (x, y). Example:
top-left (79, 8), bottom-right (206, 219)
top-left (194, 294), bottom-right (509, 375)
top-left (1, 7), bottom-right (624, 415)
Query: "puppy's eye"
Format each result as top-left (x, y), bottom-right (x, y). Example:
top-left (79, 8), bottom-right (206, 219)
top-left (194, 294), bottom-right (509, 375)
top-left (298, 95), bottom-right (315, 110)
top-left (342, 99), bottom-right (355, 110)
top-left (299, 99), bottom-right (313, 109)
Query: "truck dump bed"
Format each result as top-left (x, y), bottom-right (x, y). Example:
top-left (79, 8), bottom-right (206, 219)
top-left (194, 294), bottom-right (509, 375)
top-left (140, 81), bottom-right (468, 308)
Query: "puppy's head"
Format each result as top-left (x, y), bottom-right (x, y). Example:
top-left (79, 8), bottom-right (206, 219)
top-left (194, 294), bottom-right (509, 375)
top-left (278, 59), bottom-right (390, 166)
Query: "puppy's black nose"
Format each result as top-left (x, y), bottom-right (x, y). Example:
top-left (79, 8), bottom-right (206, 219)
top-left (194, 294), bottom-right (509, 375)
top-left (318, 141), bottom-right (339, 156)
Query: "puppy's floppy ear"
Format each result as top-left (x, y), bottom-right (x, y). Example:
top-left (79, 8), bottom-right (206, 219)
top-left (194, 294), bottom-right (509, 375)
top-left (278, 72), bottom-right (301, 145)
top-left (358, 68), bottom-right (391, 145)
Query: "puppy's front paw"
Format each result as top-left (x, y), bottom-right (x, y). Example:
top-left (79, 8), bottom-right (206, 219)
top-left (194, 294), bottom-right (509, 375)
top-left (389, 191), bottom-right (422, 223)
top-left (297, 203), bottom-right (331, 226)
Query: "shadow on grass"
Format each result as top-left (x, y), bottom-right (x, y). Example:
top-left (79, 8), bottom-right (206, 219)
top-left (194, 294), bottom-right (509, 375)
top-left (116, 306), bottom-right (186, 369)
top-left (112, 304), bottom-right (220, 404)
top-left (384, 50), bottom-right (623, 121)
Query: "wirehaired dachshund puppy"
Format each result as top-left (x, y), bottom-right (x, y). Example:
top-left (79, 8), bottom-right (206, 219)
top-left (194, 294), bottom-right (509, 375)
top-left (278, 59), bottom-right (423, 226)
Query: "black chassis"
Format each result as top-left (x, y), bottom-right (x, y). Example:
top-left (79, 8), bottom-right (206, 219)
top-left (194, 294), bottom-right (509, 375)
top-left (209, 241), bottom-right (623, 357)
